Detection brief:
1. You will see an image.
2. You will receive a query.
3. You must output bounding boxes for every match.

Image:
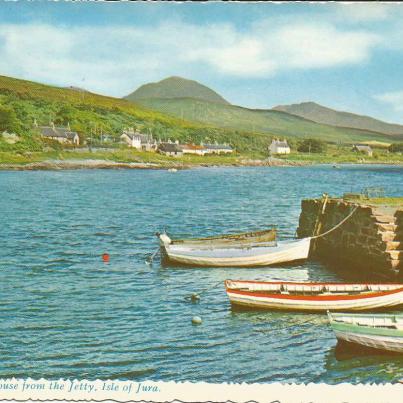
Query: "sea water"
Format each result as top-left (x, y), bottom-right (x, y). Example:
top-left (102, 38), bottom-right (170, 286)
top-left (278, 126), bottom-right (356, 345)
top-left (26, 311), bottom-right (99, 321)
top-left (0, 165), bottom-right (402, 383)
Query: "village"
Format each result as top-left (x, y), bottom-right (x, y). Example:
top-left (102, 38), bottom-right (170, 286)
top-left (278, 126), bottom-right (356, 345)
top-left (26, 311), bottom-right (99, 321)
top-left (30, 121), bottom-right (377, 158)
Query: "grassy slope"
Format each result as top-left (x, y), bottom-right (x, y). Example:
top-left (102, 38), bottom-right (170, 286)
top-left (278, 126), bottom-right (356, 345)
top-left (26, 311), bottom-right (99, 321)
top-left (137, 97), bottom-right (402, 144)
top-left (0, 75), bottom-right (275, 153)
top-left (0, 75), bottom-right (402, 166)
top-left (0, 75), bottom-right (196, 129)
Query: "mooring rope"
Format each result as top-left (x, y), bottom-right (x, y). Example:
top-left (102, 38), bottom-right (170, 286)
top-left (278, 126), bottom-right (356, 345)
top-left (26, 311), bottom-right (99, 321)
top-left (146, 247), bottom-right (160, 265)
top-left (184, 279), bottom-right (224, 302)
top-left (310, 205), bottom-right (359, 240)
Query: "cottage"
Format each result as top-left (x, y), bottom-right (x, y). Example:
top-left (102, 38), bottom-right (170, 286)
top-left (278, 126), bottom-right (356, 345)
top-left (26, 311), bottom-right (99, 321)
top-left (352, 144), bottom-right (373, 157)
top-left (36, 122), bottom-right (79, 145)
top-left (157, 142), bottom-right (183, 157)
top-left (203, 143), bottom-right (234, 154)
top-left (268, 139), bottom-right (290, 155)
top-left (120, 128), bottom-right (157, 151)
top-left (181, 144), bottom-right (208, 156)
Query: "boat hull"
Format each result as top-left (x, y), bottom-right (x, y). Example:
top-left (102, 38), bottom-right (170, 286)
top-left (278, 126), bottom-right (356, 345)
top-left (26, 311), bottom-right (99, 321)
top-left (161, 237), bottom-right (311, 267)
top-left (225, 281), bottom-right (403, 312)
top-left (329, 313), bottom-right (403, 353)
top-left (333, 330), bottom-right (403, 353)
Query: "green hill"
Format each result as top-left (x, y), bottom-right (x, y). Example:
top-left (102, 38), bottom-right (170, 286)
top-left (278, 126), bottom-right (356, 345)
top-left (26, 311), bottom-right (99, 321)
top-left (1, 74), bottom-right (401, 161)
top-left (125, 76), bottom-right (229, 105)
top-left (134, 97), bottom-right (402, 144)
top-left (273, 102), bottom-right (403, 137)
top-left (0, 75), bottom-right (272, 154)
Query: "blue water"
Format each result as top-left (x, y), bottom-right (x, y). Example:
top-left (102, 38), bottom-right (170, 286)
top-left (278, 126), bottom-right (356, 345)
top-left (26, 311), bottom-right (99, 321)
top-left (0, 165), bottom-right (402, 383)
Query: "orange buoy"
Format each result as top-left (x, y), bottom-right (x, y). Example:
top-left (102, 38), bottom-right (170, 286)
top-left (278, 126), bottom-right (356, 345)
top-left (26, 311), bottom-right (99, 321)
top-left (102, 253), bottom-right (110, 262)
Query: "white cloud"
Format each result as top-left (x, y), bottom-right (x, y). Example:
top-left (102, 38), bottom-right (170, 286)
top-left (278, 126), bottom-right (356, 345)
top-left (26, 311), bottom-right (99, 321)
top-left (374, 91), bottom-right (403, 112)
top-left (0, 18), bottom-right (383, 96)
top-left (266, 23), bottom-right (379, 69)
top-left (335, 3), bottom-right (395, 22)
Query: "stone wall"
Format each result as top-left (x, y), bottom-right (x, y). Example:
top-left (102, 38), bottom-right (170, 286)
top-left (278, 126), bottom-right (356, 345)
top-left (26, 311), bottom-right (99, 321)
top-left (297, 198), bottom-right (403, 280)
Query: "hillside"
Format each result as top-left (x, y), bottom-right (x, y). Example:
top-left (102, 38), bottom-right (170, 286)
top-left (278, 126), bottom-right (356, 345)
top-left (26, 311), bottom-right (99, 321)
top-left (0, 75), bottom-right (270, 153)
top-left (135, 97), bottom-right (402, 144)
top-left (1, 74), bottom-right (401, 160)
top-left (125, 76), bottom-right (229, 105)
top-left (273, 102), bottom-right (403, 136)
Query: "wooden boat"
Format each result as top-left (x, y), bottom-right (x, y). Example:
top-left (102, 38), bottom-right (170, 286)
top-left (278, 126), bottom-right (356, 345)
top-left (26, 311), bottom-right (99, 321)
top-left (225, 280), bottom-right (403, 311)
top-left (328, 312), bottom-right (403, 353)
top-left (159, 228), bottom-right (276, 249)
top-left (158, 234), bottom-right (310, 267)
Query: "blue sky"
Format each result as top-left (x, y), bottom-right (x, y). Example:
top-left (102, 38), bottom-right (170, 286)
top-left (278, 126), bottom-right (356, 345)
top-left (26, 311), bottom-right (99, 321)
top-left (1, 2), bottom-right (403, 123)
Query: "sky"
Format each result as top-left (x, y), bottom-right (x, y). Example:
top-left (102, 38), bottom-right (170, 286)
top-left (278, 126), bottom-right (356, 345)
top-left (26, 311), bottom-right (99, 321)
top-left (1, 1), bottom-right (403, 123)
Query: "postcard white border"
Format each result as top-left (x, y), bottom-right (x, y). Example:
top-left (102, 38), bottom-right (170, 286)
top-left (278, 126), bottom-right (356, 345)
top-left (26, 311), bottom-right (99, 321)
top-left (0, 379), bottom-right (402, 403)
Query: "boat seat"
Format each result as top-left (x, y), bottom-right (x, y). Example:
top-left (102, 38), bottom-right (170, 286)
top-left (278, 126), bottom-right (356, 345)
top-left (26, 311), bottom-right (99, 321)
top-left (280, 285), bottom-right (290, 294)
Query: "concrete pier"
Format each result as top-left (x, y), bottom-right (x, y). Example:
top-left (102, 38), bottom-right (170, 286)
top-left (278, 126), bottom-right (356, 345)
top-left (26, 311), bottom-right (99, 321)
top-left (297, 196), bottom-right (403, 280)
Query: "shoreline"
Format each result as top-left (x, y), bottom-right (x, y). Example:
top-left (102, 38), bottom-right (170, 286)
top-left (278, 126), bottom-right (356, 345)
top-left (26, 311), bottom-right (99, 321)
top-left (0, 158), bottom-right (402, 171)
top-left (0, 158), bottom-right (310, 171)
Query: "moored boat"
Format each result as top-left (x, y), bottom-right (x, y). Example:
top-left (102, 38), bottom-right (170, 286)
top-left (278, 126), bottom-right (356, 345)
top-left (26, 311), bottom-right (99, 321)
top-left (225, 280), bottom-right (403, 311)
top-left (158, 234), bottom-right (310, 267)
top-left (159, 227), bottom-right (276, 249)
top-left (328, 312), bottom-right (403, 353)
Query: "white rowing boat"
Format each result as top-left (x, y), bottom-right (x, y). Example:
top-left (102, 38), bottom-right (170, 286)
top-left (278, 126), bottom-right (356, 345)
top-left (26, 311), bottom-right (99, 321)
top-left (158, 235), bottom-right (310, 267)
top-left (328, 312), bottom-right (403, 353)
top-left (158, 228), bottom-right (276, 249)
top-left (225, 280), bottom-right (403, 311)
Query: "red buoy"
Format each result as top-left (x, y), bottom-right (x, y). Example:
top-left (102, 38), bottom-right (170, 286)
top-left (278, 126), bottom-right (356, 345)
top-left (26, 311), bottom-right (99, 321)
top-left (102, 253), bottom-right (110, 262)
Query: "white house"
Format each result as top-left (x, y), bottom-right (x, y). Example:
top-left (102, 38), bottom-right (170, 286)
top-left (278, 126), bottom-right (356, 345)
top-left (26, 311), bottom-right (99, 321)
top-left (268, 139), bottom-right (290, 155)
top-left (202, 143), bottom-right (234, 154)
top-left (181, 144), bottom-right (208, 156)
top-left (120, 128), bottom-right (157, 151)
top-left (352, 144), bottom-right (373, 157)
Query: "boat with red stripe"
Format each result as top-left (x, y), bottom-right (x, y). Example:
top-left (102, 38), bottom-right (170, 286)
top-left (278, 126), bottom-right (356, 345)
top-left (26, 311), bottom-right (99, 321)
top-left (225, 280), bottom-right (403, 312)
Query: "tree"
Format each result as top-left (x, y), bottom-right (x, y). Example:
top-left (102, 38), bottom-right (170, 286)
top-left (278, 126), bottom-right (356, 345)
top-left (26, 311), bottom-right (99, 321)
top-left (389, 143), bottom-right (403, 153)
top-left (0, 105), bottom-right (19, 132)
top-left (55, 104), bottom-right (75, 125)
top-left (297, 138), bottom-right (327, 153)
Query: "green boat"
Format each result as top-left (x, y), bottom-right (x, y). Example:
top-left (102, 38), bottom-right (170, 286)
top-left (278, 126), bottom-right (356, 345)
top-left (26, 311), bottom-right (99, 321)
top-left (328, 312), bottom-right (403, 353)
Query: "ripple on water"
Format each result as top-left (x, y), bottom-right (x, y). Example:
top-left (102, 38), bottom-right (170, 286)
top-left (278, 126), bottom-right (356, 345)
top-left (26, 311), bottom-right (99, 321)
top-left (0, 166), bottom-right (402, 383)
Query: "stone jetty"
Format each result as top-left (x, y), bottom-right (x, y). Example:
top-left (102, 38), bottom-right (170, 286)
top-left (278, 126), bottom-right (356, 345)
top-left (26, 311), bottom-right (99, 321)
top-left (297, 196), bottom-right (403, 280)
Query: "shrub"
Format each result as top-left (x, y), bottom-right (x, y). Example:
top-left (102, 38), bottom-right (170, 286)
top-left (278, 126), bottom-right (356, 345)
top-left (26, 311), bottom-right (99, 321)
top-left (389, 143), bottom-right (403, 153)
top-left (0, 104), bottom-right (20, 132)
top-left (297, 138), bottom-right (327, 153)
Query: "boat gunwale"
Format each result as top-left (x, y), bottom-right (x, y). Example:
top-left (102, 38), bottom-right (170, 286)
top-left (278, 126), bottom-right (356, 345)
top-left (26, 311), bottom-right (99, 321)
top-left (225, 286), bottom-right (403, 301)
top-left (329, 312), bottom-right (403, 320)
top-left (171, 228), bottom-right (277, 244)
top-left (225, 280), bottom-right (403, 287)
top-left (330, 320), bottom-right (403, 337)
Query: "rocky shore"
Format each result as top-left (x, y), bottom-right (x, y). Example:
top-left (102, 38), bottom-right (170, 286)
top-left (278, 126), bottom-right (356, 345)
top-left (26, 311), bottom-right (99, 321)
top-left (0, 157), bottom-right (309, 171)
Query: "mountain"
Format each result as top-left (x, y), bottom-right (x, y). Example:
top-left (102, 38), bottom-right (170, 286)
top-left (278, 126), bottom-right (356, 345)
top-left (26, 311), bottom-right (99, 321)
top-left (1, 74), bottom-right (401, 159)
top-left (273, 102), bottom-right (403, 137)
top-left (0, 74), bottom-right (282, 154)
top-left (133, 97), bottom-right (403, 144)
top-left (125, 76), bottom-right (230, 105)
top-left (127, 78), bottom-right (403, 143)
